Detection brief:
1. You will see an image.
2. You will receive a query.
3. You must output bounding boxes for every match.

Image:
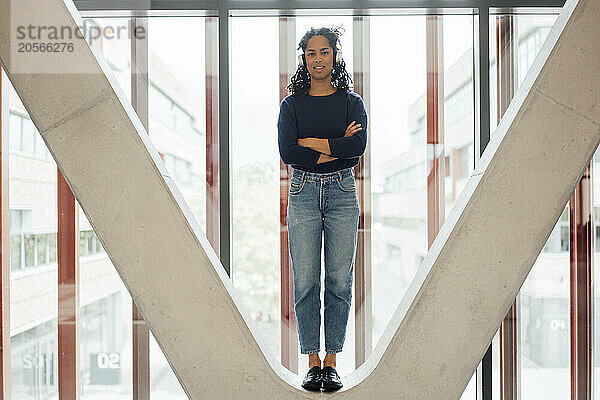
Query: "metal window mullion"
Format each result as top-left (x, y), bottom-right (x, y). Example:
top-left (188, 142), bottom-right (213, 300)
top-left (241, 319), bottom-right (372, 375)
top-left (218, 4), bottom-right (231, 276)
top-left (474, 1), bottom-right (493, 400)
top-left (278, 16), bottom-right (298, 374)
top-left (495, 13), bottom-right (519, 400)
top-left (477, 1), bottom-right (490, 160)
top-left (352, 15), bottom-right (372, 368)
top-left (73, 0), bottom-right (567, 12)
top-left (130, 16), bottom-right (150, 400)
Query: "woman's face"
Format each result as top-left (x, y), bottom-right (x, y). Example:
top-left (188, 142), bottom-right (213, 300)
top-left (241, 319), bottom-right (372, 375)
top-left (305, 35), bottom-right (334, 81)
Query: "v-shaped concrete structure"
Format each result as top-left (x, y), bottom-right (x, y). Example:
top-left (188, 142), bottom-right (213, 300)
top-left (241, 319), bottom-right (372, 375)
top-left (1, 0), bottom-right (599, 397)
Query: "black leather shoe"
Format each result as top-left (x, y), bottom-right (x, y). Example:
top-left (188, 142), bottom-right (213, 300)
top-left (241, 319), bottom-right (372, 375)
top-left (321, 366), bottom-right (343, 392)
top-left (321, 367), bottom-right (343, 392)
top-left (302, 366), bottom-right (322, 392)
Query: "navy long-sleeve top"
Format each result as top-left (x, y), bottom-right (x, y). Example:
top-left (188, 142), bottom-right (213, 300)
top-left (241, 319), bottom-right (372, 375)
top-left (277, 89), bottom-right (368, 173)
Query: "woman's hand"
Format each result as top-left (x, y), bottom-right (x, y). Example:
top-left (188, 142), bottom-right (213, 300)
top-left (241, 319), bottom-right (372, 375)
top-left (344, 121), bottom-right (362, 137)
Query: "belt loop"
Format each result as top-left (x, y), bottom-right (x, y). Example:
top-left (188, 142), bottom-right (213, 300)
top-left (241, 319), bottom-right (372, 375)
top-left (337, 171), bottom-right (342, 181)
top-left (302, 171), bottom-right (306, 181)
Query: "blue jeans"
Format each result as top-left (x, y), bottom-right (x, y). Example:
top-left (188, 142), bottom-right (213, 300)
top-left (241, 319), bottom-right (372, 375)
top-left (286, 166), bottom-right (360, 354)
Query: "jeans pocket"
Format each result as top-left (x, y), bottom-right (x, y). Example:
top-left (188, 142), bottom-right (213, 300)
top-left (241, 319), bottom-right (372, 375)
top-left (289, 177), bottom-right (306, 195)
top-left (336, 174), bottom-right (356, 192)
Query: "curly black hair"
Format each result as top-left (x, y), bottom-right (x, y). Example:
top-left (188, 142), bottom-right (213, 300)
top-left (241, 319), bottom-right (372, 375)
top-left (285, 25), bottom-right (354, 96)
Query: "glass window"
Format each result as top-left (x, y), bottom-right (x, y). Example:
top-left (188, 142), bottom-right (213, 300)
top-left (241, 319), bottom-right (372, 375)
top-left (372, 14), bottom-right (477, 397)
top-left (491, 12), bottom-right (563, 398)
top-left (147, 16), bottom-right (206, 399)
top-left (446, 81), bottom-right (473, 126)
top-left (517, 21), bottom-right (554, 87)
top-left (36, 234), bottom-right (48, 265)
top-left (443, 14), bottom-right (475, 222)
top-left (149, 84), bottom-right (173, 127)
top-left (48, 233), bottom-right (57, 263)
top-left (9, 112), bottom-right (22, 151)
top-left (80, 231), bottom-right (88, 257)
top-left (176, 158), bottom-right (191, 183)
top-left (410, 116), bottom-right (426, 146)
top-left (11, 320), bottom-right (57, 399)
top-left (24, 234), bottom-right (36, 268)
top-left (10, 235), bottom-right (22, 271)
top-left (173, 104), bottom-right (188, 132)
top-left (88, 231), bottom-right (94, 254)
top-left (35, 129), bottom-right (47, 157)
top-left (21, 118), bottom-right (36, 154)
top-left (77, 17), bottom-right (134, 400)
top-left (11, 209), bottom-right (23, 231)
top-left (371, 14), bottom-right (427, 371)
top-left (95, 235), bottom-right (104, 253)
top-left (7, 73), bottom-right (59, 400)
top-left (2, 7), bottom-right (569, 398)
top-left (513, 13), bottom-right (565, 400)
top-left (231, 14), bottom-right (281, 368)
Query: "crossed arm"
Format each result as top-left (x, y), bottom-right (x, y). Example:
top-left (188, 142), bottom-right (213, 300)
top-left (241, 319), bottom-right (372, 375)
top-left (297, 121), bottom-right (362, 164)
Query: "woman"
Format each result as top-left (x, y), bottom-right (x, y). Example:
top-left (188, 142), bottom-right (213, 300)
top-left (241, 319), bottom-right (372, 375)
top-left (277, 25), bottom-right (368, 392)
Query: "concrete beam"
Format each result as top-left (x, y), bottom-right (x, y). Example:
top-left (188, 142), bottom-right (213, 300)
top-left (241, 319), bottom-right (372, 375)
top-left (0, 0), bottom-right (598, 398)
